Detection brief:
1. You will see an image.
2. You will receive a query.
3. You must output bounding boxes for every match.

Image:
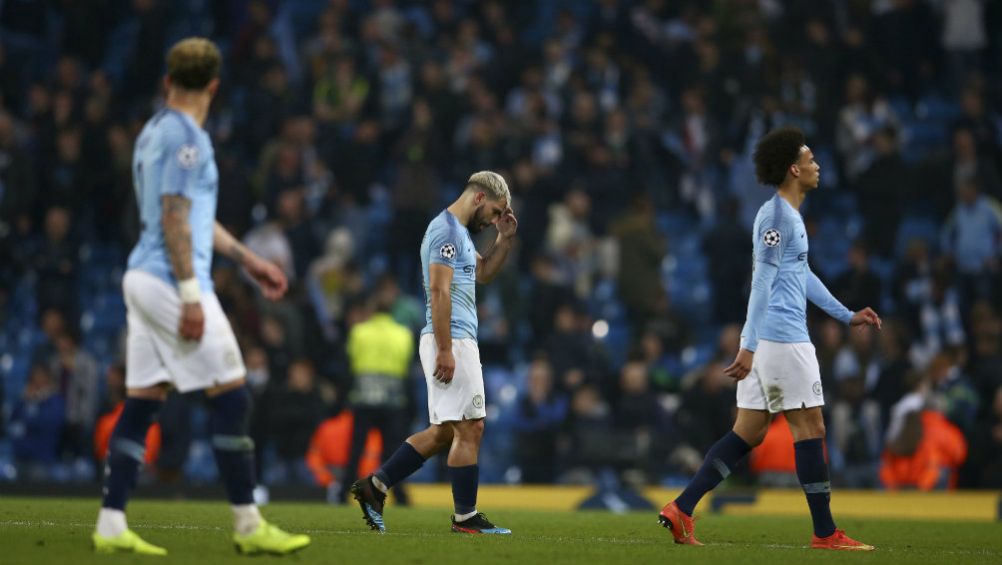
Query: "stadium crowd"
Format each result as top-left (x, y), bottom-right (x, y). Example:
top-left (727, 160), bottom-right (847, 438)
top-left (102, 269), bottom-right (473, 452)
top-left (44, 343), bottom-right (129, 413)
top-left (1, 0), bottom-right (1002, 493)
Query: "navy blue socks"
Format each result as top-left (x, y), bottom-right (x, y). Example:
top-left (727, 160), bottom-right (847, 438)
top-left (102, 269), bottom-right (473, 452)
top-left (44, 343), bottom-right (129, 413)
top-left (675, 431), bottom-right (752, 516)
top-left (101, 398), bottom-right (162, 510)
top-left (449, 464), bottom-right (479, 516)
top-left (209, 387), bottom-right (256, 505)
top-left (794, 438), bottom-right (836, 537)
top-left (374, 442), bottom-right (426, 490)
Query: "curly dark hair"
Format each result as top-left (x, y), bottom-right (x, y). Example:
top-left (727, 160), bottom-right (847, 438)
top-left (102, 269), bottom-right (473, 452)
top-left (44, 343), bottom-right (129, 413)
top-left (753, 127), bottom-right (806, 187)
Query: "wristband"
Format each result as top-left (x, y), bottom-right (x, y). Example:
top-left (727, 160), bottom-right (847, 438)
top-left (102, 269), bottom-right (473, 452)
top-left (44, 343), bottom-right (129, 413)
top-left (178, 278), bottom-right (201, 304)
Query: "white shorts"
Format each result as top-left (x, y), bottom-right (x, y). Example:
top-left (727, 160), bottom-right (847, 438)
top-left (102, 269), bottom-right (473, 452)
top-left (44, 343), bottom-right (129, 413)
top-left (123, 270), bottom-right (246, 393)
top-left (419, 333), bottom-right (486, 424)
top-left (736, 340), bottom-right (824, 414)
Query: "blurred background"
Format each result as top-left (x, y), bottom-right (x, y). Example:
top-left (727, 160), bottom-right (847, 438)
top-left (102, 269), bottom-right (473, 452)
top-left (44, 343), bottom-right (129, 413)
top-left (0, 0), bottom-right (1000, 499)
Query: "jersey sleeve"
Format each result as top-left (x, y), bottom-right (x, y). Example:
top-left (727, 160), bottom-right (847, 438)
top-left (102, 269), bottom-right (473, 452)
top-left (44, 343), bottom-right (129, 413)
top-left (427, 221), bottom-right (461, 270)
top-left (807, 269), bottom-right (854, 324)
top-left (753, 212), bottom-right (791, 267)
top-left (157, 117), bottom-right (201, 197)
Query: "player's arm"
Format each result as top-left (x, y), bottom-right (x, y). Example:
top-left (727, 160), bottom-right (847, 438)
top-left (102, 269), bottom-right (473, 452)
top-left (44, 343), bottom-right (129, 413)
top-left (212, 222), bottom-right (288, 301)
top-left (162, 194), bottom-right (203, 342)
top-left (428, 263), bottom-right (456, 383)
top-left (807, 269), bottom-right (881, 329)
top-left (476, 208), bottom-right (518, 283)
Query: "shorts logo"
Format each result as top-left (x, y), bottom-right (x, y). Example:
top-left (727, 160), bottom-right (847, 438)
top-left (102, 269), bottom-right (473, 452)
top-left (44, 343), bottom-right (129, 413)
top-left (472, 394), bottom-right (484, 409)
top-left (812, 381), bottom-right (823, 396)
top-left (763, 228), bottom-right (781, 247)
top-left (440, 243), bottom-right (457, 259)
top-left (176, 144), bottom-right (199, 170)
top-left (225, 350), bottom-right (239, 368)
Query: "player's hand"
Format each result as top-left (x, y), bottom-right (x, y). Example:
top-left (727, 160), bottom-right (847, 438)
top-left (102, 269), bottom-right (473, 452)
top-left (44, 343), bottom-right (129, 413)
top-left (724, 348), bottom-right (754, 381)
top-left (434, 349), bottom-right (456, 384)
top-left (496, 209), bottom-right (518, 240)
top-left (246, 257), bottom-right (288, 301)
top-left (179, 302), bottom-right (205, 342)
top-left (850, 307), bottom-right (882, 330)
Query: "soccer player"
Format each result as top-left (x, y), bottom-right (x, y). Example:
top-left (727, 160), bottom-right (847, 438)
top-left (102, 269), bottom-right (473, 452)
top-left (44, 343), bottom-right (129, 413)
top-left (91, 38), bottom-right (310, 556)
top-left (657, 127), bottom-right (881, 550)
top-left (350, 171), bottom-right (517, 535)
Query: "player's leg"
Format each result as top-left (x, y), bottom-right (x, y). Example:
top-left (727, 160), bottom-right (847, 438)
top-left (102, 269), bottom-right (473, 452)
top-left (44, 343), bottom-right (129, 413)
top-left (446, 417), bottom-right (483, 521)
top-left (659, 408), bottom-right (769, 545)
top-left (676, 407), bottom-right (769, 514)
top-left (94, 271), bottom-right (171, 555)
top-left (352, 424), bottom-right (452, 532)
top-left (446, 418), bottom-right (509, 534)
top-left (786, 406), bottom-right (874, 550)
top-left (205, 379), bottom-right (310, 554)
top-left (93, 383), bottom-right (170, 556)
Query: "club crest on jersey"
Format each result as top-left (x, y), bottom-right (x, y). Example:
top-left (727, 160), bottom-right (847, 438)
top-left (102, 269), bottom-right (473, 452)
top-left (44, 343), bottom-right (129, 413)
top-left (176, 144), bottom-right (199, 170)
top-left (440, 243), bottom-right (457, 259)
top-left (763, 228), bottom-right (781, 247)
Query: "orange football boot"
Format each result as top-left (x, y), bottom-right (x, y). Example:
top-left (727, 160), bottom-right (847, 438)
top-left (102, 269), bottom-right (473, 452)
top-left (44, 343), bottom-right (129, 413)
top-left (811, 529), bottom-right (875, 551)
top-left (657, 501), bottom-right (703, 546)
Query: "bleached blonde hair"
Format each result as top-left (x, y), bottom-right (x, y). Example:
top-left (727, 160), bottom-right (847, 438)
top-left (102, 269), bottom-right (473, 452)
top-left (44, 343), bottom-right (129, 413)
top-left (466, 170), bottom-right (510, 208)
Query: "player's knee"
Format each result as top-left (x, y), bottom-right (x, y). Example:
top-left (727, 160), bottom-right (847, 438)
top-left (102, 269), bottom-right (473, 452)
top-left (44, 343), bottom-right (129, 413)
top-left (455, 419), bottom-right (484, 442)
top-left (790, 420), bottom-right (826, 441)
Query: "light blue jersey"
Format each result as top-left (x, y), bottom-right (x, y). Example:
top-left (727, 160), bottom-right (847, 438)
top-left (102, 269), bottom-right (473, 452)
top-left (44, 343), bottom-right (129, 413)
top-left (127, 108), bottom-right (218, 291)
top-left (420, 210), bottom-right (478, 340)
top-left (741, 194), bottom-right (853, 351)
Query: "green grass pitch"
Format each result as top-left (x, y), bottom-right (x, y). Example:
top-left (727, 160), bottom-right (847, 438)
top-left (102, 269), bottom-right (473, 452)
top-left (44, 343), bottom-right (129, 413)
top-left (1, 497), bottom-right (999, 565)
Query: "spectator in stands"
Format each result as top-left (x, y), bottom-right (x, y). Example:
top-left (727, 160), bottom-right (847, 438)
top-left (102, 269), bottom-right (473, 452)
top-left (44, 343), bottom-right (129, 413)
top-left (837, 74), bottom-right (898, 182)
top-left (613, 360), bottom-right (663, 473)
top-left (339, 284), bottom-right (414, 503)
top-left (0, 110), bottom-right (36, 280)
top-left (702, 198), bottom-right (752, 325)
top-left (954, 88), bottom-right (1000, 163)
top-left (563, 384), bottom-right (613, 482)
top-left (927, 349), bottom-right (979, 437)
top-left (940, 176), bottom-right (1002, 305)
top-left (873, 320), bottom-right (914, 426)
top-left (675, 360), bottom-right (735, 465)
top-left (49, 329), bottom-right (99, 460)
top-left (611, 193), bottom-right (666, 335)
top-left (267, 359), bottom-right (329, 483)
top-left (967, 301), bottom-right (1002, 399)
top-left (9, 364), bottom-right (66, 479)
top-left (512, 357), bottom-right (568, 484)
top-left (834, 241), bottom-right (884, 313)
top-left (911, 259), bottom-right (966, 368)
top-left (892, 239), bottom-right (933, 330)
top-left (834, 325), bottom-right (879, 395)
top-left (545, 303), bottom-right (607, 393)
top-left (307, 227), bottom-right (361, 342)
top-left (949, 127), bottom-right (1002, 203)
top-left (830, 375), bottom-right (882, 488)
top-left (855, 127), bottom-right (907, 256)
top-left (31, 206), bottom-right (79, 321)
top-left (881, 372), bottom-right (967, 490)
top-left (305, 411), bottom-right (382, 494)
